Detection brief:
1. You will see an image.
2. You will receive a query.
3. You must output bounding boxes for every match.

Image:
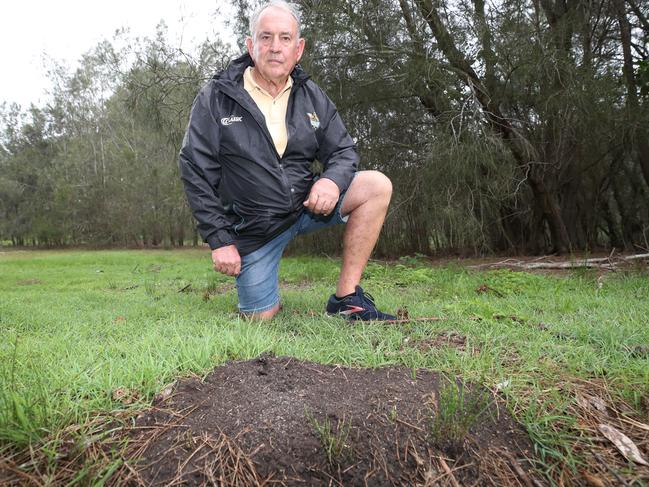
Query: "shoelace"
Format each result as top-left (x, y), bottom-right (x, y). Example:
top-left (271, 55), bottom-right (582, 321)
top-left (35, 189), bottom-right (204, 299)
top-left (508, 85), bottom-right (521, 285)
top-left (358, 290), bottom-right (377, 308)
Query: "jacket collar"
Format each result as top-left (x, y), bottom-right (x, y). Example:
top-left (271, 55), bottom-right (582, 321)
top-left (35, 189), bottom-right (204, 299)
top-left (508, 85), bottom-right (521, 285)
top-left (213, 52), bottom-right (310, 86)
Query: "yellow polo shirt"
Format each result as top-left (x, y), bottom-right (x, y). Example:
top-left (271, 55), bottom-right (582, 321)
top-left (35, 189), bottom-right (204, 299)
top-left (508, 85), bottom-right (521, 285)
top-left (243, 67), bottom-right (292, 158)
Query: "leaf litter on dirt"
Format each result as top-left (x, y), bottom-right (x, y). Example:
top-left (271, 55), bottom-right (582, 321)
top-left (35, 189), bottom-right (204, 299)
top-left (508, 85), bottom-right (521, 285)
top-left (598, 424), bottom-right (649, 467)
top-left (111, 355), bottom-right (540, 486)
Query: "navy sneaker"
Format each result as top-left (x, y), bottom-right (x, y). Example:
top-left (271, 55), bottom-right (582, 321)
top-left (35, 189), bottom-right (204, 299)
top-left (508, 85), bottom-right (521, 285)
top-left (326, 286), bottom-right (396, 321)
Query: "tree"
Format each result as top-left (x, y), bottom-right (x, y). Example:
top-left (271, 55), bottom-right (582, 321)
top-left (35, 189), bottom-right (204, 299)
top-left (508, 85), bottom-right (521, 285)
top-left (234, 0), bottom-right (649, 254)
top-left (0, 28), bottom-right (233, 247)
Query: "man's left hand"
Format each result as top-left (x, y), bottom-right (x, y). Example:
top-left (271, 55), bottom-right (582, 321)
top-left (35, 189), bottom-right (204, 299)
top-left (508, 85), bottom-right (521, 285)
top-left (303, 178), bottom-right (340, 216)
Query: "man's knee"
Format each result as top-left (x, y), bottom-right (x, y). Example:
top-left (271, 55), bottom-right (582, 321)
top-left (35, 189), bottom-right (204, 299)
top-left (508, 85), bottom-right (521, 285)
top-left (374, 171), bottom-right (393, 198)
top-left (350, 170), bottom-right (392, 195)
top-left (356, 170), bottom-right (392, 201)
top-left (342, 170), bottom-right (392, 215)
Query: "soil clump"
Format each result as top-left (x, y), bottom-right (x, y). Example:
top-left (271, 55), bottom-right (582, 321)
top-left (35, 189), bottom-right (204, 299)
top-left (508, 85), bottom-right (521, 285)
top-left (121, 355), bottom-right (540, 486)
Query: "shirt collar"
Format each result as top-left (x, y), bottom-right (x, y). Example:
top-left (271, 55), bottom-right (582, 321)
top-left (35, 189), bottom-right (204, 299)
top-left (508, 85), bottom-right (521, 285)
top-left (243, 66), bottom-right (292, 98)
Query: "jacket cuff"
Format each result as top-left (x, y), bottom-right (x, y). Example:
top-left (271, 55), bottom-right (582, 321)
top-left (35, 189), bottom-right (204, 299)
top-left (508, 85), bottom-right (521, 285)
top-left (206, 229), bottom-right (236, 250)
top-left (320, 173), bottom-right (348, 193)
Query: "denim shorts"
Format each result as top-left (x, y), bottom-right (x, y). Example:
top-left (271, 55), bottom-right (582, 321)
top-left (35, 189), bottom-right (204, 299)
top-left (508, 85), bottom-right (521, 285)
top-left (236, 194), bottom-right (349, 313)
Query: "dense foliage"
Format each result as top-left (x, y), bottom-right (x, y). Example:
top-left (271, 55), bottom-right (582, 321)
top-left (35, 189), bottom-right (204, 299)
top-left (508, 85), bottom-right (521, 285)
top-left (0, 30), bottom-right (230, 248)
top-left (1, 0), bottom-right (648, 254)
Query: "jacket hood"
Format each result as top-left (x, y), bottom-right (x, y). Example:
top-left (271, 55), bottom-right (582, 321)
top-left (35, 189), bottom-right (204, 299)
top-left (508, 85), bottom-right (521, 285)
top-left (213, 52), bottom-right (310, 86)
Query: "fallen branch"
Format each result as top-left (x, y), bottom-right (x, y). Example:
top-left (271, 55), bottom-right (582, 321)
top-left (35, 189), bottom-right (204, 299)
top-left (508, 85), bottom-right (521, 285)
top-left (471, 253), bottom-right (649, 271)
top-left (385, 316), bottom-right (446, 324)
top-left (437, 456), bottom-right (462, 487)
top-left (500, 449), bottom-right (534, 487)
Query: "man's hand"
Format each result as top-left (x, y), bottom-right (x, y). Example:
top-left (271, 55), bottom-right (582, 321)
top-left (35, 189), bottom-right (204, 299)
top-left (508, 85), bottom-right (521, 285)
top-left (303, 178), bottom-right (340, 216)
top-left (211, 245), bottom-right (241, 276)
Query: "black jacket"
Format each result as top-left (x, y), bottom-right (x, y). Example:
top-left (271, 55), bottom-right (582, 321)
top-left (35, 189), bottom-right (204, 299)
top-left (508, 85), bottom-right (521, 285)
top-left (179, 53), bottom-right (359, 255)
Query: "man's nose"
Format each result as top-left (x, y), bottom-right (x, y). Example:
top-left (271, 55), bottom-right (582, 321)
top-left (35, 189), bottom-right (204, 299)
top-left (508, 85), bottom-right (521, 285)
top-left (270, 36), bottom-right (281, 51)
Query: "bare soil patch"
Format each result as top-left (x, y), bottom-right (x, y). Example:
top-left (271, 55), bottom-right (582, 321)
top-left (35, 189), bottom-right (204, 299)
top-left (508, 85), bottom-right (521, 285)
top-left (117, 355), bottom-right (540, 486)
top-left (16, 278), bottom-right (43, 285)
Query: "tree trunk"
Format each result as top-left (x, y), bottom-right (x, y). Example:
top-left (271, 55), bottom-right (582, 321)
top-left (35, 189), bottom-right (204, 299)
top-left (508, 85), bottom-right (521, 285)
top-left (414, 0), bottom-right (571, 253)
top-left (614, 0), bottom-right (649, 187)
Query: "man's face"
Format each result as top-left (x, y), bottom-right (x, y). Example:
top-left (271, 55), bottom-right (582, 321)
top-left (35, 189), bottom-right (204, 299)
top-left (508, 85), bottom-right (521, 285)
top-left (246, 6), bottom-right (305, 85)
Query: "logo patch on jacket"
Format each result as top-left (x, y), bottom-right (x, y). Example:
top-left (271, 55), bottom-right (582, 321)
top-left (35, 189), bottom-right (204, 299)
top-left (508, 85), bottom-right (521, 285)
top-left (307, 112), bottom-right (320, 129)
top-left (221, 116), bottom-right (243, 126)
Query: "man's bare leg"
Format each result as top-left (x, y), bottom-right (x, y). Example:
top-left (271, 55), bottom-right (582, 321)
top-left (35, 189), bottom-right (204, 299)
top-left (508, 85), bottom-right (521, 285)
top-left (241, 170), bottom-right (390, 319)
top-left (337, 170), bottom-right (392, 297)
top-left (241, 302), bottom-right (281, 320)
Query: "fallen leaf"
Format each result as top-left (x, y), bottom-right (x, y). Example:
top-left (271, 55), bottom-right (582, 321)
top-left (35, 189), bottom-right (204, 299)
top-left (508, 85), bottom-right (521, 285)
top-left (493, 314), bottom-right (525, 323)
top-left (475, 284), bottom-right (489, 294)
top-left (495, 379), bottom-right (511, 391)
top-left (112, 387), bottom-right (140, 405)
top-left (396, 306), bottom-right (409, 320)
top-left (589, 396), bottom-right (608, 414)
top-left (154, 384), bottom-right (175, 403)
top-left (576, 395), bottom-right (590, 410)
top-left (576, 395), bottom-right (609, 415)
top-left (475, 284), bottom-right (504, 297)
top-left (554, 332), bottom-right (577, 341)
top-left (627, 345), bottom-right (649, 358)
top-left (598, 423), bottom-right (649, 466)
top-left (582, 471), bottom-right (606, 487)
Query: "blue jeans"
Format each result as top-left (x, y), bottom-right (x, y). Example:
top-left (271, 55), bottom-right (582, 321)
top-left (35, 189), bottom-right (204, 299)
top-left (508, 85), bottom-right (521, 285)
top-left (236, 195), bottom-right (349, 313)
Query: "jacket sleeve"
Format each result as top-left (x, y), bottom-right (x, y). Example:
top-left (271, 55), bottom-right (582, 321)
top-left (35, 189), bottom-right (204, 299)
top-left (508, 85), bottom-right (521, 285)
top-left (313, 86), bottom-right (359, 192)
top-left (179, 85), bottom-right (235, 250)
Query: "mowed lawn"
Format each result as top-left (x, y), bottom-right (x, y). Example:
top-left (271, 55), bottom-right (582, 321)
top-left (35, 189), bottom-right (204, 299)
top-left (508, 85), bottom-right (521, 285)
top-left (1, 249), bottom-right (648, 483)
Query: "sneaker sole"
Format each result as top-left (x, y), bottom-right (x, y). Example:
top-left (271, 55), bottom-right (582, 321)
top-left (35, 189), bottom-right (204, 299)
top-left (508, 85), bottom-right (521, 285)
top-left (326, 313), bottom-right (445, 324)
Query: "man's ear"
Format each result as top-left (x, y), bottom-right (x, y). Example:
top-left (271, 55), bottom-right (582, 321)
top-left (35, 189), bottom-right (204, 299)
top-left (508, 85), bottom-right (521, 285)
top-left (296, 38), bottom-right (305, 62)
top-left (245, 36), bottom-right (254, 57)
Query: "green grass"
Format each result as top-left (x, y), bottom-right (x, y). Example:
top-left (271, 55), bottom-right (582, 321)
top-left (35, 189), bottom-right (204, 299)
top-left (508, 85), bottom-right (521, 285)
top-left (429, 376), bottom-right (491, 454)
top-left (305, 408), bottom-right (353, 465)
top-left (1, 249), bottom-right (648, 483)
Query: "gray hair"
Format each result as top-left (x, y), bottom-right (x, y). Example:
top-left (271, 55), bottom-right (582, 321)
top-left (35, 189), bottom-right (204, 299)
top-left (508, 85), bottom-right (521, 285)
top-left (249, 1), bottom-right (302, 38)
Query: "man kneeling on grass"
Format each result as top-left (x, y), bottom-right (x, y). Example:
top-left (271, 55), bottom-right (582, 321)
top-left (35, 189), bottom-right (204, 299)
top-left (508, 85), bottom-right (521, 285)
top-left (179, 0), bottom-right (394, 321)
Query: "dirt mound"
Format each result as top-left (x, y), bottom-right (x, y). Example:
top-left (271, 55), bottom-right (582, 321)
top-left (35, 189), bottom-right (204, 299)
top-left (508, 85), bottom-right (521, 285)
top-left (120, 355), bottom-right (541, 486)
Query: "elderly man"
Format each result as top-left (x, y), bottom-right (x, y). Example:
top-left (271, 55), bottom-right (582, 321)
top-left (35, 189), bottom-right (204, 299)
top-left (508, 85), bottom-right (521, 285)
top-left (179, 0), bottom-right (395, 320)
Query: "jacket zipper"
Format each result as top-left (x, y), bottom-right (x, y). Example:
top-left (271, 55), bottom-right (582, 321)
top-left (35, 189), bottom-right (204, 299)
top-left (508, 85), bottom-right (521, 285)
top-left (222, 85), bottom-right (295, 213)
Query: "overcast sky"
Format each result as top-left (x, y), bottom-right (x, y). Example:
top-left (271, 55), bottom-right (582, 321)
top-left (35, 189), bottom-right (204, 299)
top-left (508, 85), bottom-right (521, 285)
top-left (0, 0), bottom-right (236, 108)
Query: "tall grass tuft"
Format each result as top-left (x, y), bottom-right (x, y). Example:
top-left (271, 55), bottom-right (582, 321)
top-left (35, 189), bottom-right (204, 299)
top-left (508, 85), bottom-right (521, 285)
top-left (429, 376), bottom-right (491, 456)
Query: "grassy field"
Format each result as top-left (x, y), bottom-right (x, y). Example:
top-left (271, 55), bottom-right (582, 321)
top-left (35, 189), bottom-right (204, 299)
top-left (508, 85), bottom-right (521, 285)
top-left (1, 249), bottom-right (648, 484)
